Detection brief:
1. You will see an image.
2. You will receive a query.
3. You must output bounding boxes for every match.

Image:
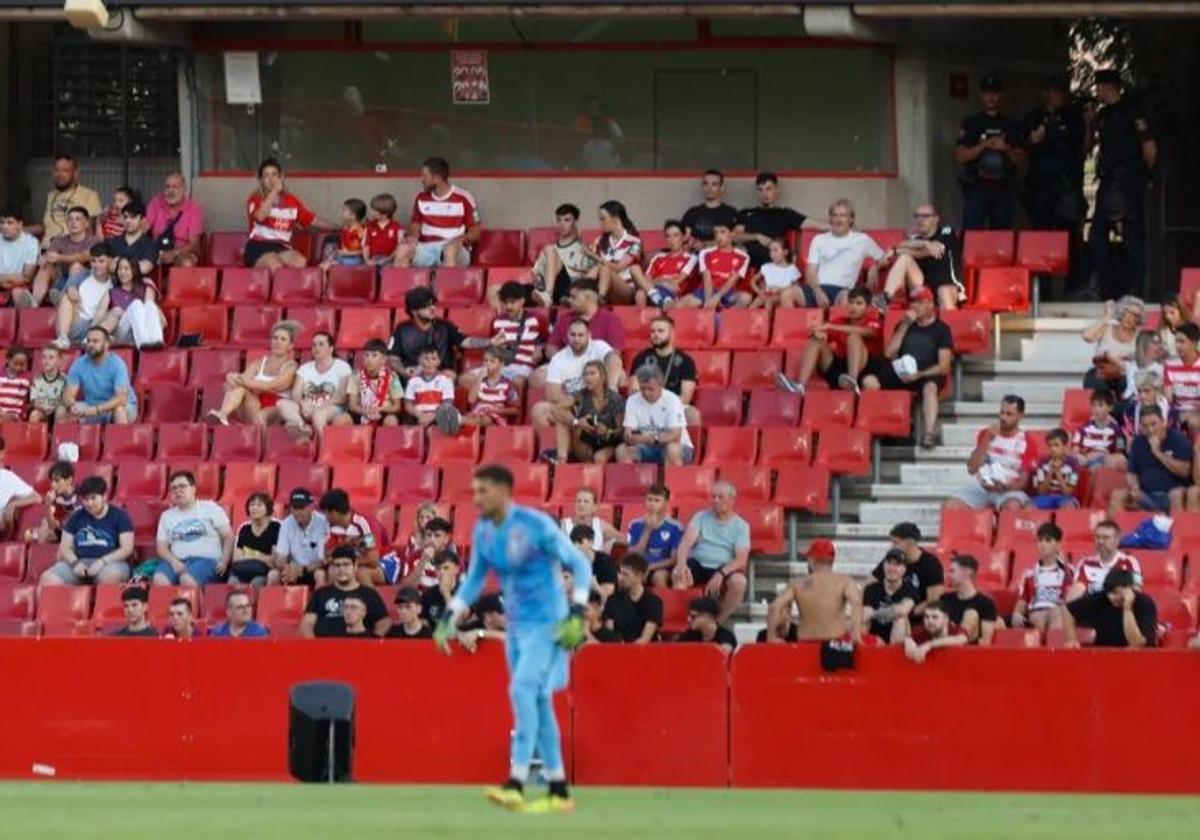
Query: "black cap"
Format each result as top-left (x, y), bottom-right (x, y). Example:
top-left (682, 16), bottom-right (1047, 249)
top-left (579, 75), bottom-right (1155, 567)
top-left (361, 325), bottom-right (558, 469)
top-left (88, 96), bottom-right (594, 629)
top-left (289, 488), bottom-right (314, 508)
top-left (475, 593), bottom-right (504, 615)
top-left (883, 548), bottom-right (907, 564)
top-left (404, 286), bottom-right (437, 314)
top-left (1044, 74), bottom-right (1071, 93)
top-left (394, 587), bottom-right (421, 605)
top-left (889, 522), bottom-right (922, 542)
top-left (689, 596), bottom-right (720, 617)
top-left (1094, 69), bottom-right (1122, 87)
top-left (980, 74), bottom-right (1003, 92)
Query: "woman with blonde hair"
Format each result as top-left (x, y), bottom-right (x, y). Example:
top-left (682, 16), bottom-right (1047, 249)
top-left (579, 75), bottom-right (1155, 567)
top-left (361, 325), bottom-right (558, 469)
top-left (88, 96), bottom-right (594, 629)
top-left (1081, 295), bottom-right (1144, 399)
top-left (1158, 295), bottom-right (1192, 362)
top-left (205, 320), bottom-right (300, 426)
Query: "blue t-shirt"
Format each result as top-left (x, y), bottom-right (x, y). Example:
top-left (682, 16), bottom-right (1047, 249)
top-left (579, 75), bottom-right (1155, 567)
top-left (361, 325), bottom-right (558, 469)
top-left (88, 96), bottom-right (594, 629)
top-left (687, 509), bottom-right (752, 570)
top-left (63, 505), bottom-right (134, 560)
top-left (1127, 430), bottom-right (1193, 493)
top-left (209, 621), bottom-right (269, 638)
top-left (67, 353), bottom-right (138, 414)
top-left (626, 517), bottom-right (684, 566)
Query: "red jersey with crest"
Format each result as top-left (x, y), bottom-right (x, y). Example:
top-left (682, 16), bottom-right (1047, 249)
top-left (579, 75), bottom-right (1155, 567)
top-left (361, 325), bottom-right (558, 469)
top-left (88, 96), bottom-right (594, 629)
top-left (647, 251), bottom-right (698, 294)
top-left (247, 192), bottom-right (315, 244)
top-left (827, 309), bottom-right (884, 358)
top-left (699, 246), bottom-right (752, 293)
top-left (364, 218), bottom-right (402, 259)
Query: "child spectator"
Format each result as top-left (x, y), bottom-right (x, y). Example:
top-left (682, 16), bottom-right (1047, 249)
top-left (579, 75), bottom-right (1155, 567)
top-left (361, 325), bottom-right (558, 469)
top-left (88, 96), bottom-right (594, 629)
top-left (569, 523), bottom-right (618, 600)
top-left (23, 460), bottom-right (77, 544)
top-left (99, 186), bottom-right (136, 239)
top-left (1011, 522), bottom-right (1072, 633)
top-left (230, 491), bottom-right (280, 586)
top-left (683, 221), bottom-right (751, 309)
top-left (28, 346), bottom-right (68, 424)
top-left (1071, 389), bottom-right (1127, 469)
top-left (0, 347), bottom-right (32, 422)
top-left (1030, 428), bottom-right (1082, 510)
top-left (363, 193), bottom-right (404, 267)
top-left (345, 338), bottom-right (403, 426)
top-left (418, 550), bottom-right (461, 624)
top-left (561, 486), bottom-right (622, 553)
top-left (323, 198), bottom-right (366, 267)
top-left (750, 238), bottom-right (802, 309)
top-left (639, 220), bottom-right (696, 308)
top-left (460, 347), bottom-right (520, 428)
top-left (403, 347), bottom-right (455, 428)
top-left (1122, 369), bottom-right (1174, 438)
top-left (625, 483), bottom-right (685, 587)
top-left (397, 513), bottom-right (456, 590)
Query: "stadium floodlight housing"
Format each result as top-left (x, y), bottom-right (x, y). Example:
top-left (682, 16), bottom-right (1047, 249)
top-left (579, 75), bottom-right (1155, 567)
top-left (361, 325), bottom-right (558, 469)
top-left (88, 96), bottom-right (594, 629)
top-left (63, 0), bottom-right (108, 28)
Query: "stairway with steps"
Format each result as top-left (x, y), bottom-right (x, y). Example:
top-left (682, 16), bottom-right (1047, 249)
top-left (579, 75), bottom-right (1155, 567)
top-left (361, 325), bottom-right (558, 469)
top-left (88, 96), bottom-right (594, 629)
top-left (738, 302), bottom-right (1112, 641)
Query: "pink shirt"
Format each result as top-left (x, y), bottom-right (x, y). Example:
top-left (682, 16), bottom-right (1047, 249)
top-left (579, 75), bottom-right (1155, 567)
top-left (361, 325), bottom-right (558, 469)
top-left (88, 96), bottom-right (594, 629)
top-left (145, 194), bottom-right (205, 247)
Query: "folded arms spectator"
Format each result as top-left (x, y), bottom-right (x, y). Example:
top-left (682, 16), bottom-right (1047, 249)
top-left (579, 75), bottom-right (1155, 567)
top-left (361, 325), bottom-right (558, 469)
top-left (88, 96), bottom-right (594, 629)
top-left (881, 203), bottom-right (963, 310)
top-left (40, 154), bottom-right (102, 240)
top-left (904, 601), bottom-right (968, 663)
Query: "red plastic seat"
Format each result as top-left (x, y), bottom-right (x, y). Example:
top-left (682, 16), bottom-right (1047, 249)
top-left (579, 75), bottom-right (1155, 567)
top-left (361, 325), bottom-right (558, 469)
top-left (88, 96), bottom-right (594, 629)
top-left (378, 268), bottom-right (432, 307)
top-left (603, 464), bottom-right (657, 503)
top-left (1016, 231), bottom-right (1070, 276)
top-left (218, 267), bottom-right (271, 305)
top-left (773, 464), bottom-right (832, 514)
top-left (187, 348), bottom-right (243, 387)
top-left (326, 264), bottom-right (376, 304)
top-left (256, 586), bottom-right (309, 630)
top-left (1087, 466), bottom-right (1128, 508)
top-left (286, 306), bottom-right (337, 340)
top-left (118, 499), bottom-right (167, 541)
top-left (446, 306), bottom-right (496, 339)
top-left (0, 310), bottom-right (15, 345)
top-left (813, 427), bottom-right (872, 476)
top-left (25, 543), bottom-right (58, 583)
top-left (993, 627), bottom-right (1041, 648)
top-left (384, 464), bottom-right (441, 504)
top-left (745, 390), bottom-right (801, 428)
top-left (90, 586), bottom-right (130, 627)
top-left (1134, 551), bottom-right (1184, 591)
top-left (270, 266), bottom-right (323, 305)
top-left (719, 465), bottom-right (772, 502)
top-left (276, 463), bottom-right (330, 503)
top-left (939, 507), bottom-right (995, 548)
top-left (548, 464), bottom-right (604, 505)
top-left (17, 308), bottom-right (58, 346)
top-left (962, 230), bottom-right (1015, 269)
top-left (0, 580), bottom-right (35, 619)
top-left (1, 424), bottom-right (47, 460)
top-left (974, 267), bottom-right (1030, 314)
top-left (337, 308), bottom-right (392, 349)
top-left (484, 266), bottom-right (535, 292)
top-left (482, 427), bottom-right (536, 463)
top-left (156, 423), bottom-right (207, 460)
top-left (715, 309), bottom-right (770, 350)
top-left (670, 309), bottom-right (717, 349)
top-left (136, 349), bottom-right (188, 386)
top-left (742, 503), bottom-right (785, 553)
top-left (373, 426), bottom-right (426, 463)
top-left (437, 468), bottom-right (474, 504)
top-left (0, 545), bottom-right (26, 581)
top-left (164, 267), bottom-right (218, 307)
top-left (686, 350), bottom-right (730, 388)
top-left (333, 463), bottom-right (385, 506)
top-left (611, 307), bottom-right (656, 346)
top-left (36, 585), bottom-right (93, 622)
top-left (1060, 388), bottom-right (1092, 432)
top-left (1055, 507), bottom-right (1109, 554)
top-left (102, 424), bottom-right (155, 461)
top-left (229, 305), bottom-right (284, 349)
top-left (148, 585), bottom-right (201, 623)
top-left (657, 586), bottom-right (701, 636)
top-left (177, 305), bottom-right (229, 345)
top-left (1181, 268), bottom-right (1200, 312)
top-left (801, 390), bottom-right (856, 429)
top-left (941, 309), bottom-right (993, 357)
top-left (210, 425), bottom-right (263, 461)
top-left (701, 427), bottom-right (758, 467)
top-left (434, 267), bottom-right (485, 305)
top-left (768, 308), bottom-right (824, 349)
top-left (71, 462), bottom-right (115, 491)
top-left (113, 462), bottom-right (168, 501)
top-left (510, 463), bottom-right (550, 502)
top-left (426, 428), bottom-right (481, 466)
top-left (664, 465), bottom-right (717, 503)
top-left (220, 463), bottom-right (277, 505)
top-left (729, 351), bottom-right (784, 390)
top-left (52, 423), bottom-right (102, 462)
top-left (1147, 588), bottom-right (1195, 631)
top-left (263, 426), bottom-right (315, 463)
top-left (202, 583), bottom-right (257, 621)
top-left (525, 227), bottom-right (557, 264)
top-left (692, 388), bottom-right (743, 427)
top-left (994, 508), bottom-right (1053, 553)
top-left (474, 229), bottom-right (526, 267)
top-left (206, 231), bottom-right (245, 267)
top-left (853, 390), bottom-right (912, 439)
top-left (758, 426), bottom-right (813, 467)
top-left (170, 462), bottom-right (221, 500)
top-left (319, 426), bottom-right (373, 464)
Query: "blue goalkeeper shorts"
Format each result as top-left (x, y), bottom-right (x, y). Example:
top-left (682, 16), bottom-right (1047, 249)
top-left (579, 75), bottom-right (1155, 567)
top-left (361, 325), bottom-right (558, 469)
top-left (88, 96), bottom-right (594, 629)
top-left (507, 623), bottom-right (569, 695)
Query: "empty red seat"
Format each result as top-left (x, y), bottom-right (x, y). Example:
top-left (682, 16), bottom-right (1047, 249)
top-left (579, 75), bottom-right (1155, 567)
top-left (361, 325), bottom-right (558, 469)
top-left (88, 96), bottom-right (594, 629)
top-left (611, 307), bottom-right (656, 346)
top-left (774, 464), bottom-right (831, 514)
top-left (715, 309), bottom-right (770, 350)
top-left (670, 309), bottom-right (717, 349)
top-left (220, 463), bottom-right (276, 505)
top-left (742, 503), bottom-right (785, 553)
top-left (1055, 507), bottom-right (1108, 554)
top-left (36, 585), bottom-right (93, 623)
top-left (337, 308), bottom-right (392, 349)
top-left (102, 424), bottom-right (156, 461)
top-left (1, 424), bottom-right (47, 460)
top-left (1147, 588), bottom-right (1195, 631)
top-left (854, 390), bottom-right (912, 439)
top-left (209, 424), bottom-right (262, 461)
top-left (17, 308), bottom-right (57, 346)
top-left (157, 423), bottom-right (207, 460)
top-left (1087, 466), bottom-right (1128, 508)
top-left (53, 423), bottom-right (102, 462)
top-left (0, 545), bottom-right (25, 581)
top-left (333, 463), bottom-right (385, 506)
top-left (164, 267), bottom-right (218, 307)
top-left (510, 463), bottom-right (550, 502)
top-left (113, 462), bottom-right (168, 501)
top-left (286, 306), bottom-right (337, 339)
top-left (25, 543), bottom-right (58, 583)
top-left (719, 465), bottom-right (772, 502)
top-left (426, 428), bottom-right (481, 466)
top-left (974, 267), bottom-right (1030, 314)
top-left (206, 231), bottom-right (245, 267)
top-left (187, 348), bottom-right (243, 387)
top-left (256, 586), bottom-right (309, 630)
top-left (702, 427), bottom-right (758, 466)
top-left (994, 508), bottom-right (1053, 553)
top-left (0, 580), bottom-right (34, 619)
top-left (745, 390), bottom-right (801, 428)
top-left (813, 427), bottom-right (872, 476)
top-left (758, 426), bottom-right (813, 467)
top-left (993, 627), bottom-right (1041, 648)
top-left (264, 426), bottom-right (315, 463)
top-left (229, 305), bottom-right (283, 349)
top-left (385, 464), bottom-right (441, 504)
top-left (768, 308), bottom-right (824, 348)
top-left (1135, 550), bottom-right (1184, 590)
top-left (474, 229), bottom-right (526, 267)
top-left (276, 463), bottom-right (330, 503)
top-left (1060, 388), bottom-right (1092, 432)
top-left (90, 585), bottom-right (128, 627)
top-left (325, 264), bottom-right (376, 304)
top-left (688, 350), bottom-right (731, 388)
top-left (484, 266), bottom-right (535, 292)
top-left (373, 426), bottom-right (426, 463)
top-left (692, 388), bottom-right (742, 427)
top-left (446, 306), bottom-right (496, 338)
top-left (1016, 231), bottom-right (1070, 276)
top-left (378, 268), bottom-right (432, 306)
top-left (801, 390), bottom-right (855, 429)
top-left (941, 308), bottom-right (993, 357)
top-left (656, 586), bottom-right (699, 636)
top-left (665, 465), bottom-right (718, 503)
top-left (438, 468), bottom-right (474, 504)
top-left (319, 426), bottom-right (373, 464)
top-left (525, 227), bottom-right (557, 264)
top-left (0, 310), bottom-right (15, 345)
top-left (549, 464), bottom-right (604, 505)
top-left (939, 507), bottom-right (995, 548)
top-left (962, 230), bottom-right (1015, 269)
top-left (434, 267), bottom-right (485, 305)
top-left (177, 305), bottom-right (229, 345)
top-left (603, 464), bottom-right (657, 503)
top-left (1181, 268), bottom-right (1200, 311)
top-left (271, 266), bottom-right (323, 304)
top-left (219, 267), bottom-right (271, 305)
top-left (482, 426), bottom-right (535, 463)
top-left (121, 499), bottom-right (168, 541)
top-left (729, 351), bottom-right (784, 390)
top-left (136, 349), bottom-right (189, 386)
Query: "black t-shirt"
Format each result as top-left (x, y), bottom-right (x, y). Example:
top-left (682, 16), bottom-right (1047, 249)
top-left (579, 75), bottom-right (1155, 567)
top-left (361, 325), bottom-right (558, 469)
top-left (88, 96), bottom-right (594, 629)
top-left (939, 591), bottom-right (998, 629)
top-left (106, 232), bottom-right (161, 268)
top-left (305, 584), bottom-right (389, 637)
top-left (112, 625), bottom-right (158, 637)
top-left (871, 550), bottom-right (944, 604)
top-left (235, 520), bottom-right (280, 556)
top-left (602, 589), bottom-right (664, 642)
top-left (913, 227), bottom-right (961, 291)
top-left (1067, 592), bottom-right (1158, 647)
top-left (421, 587), bottom-right (450, 624)
top-left (735, 205), bottom-right (807, 267)
top-left (592, 551), bottom-right (617, 588)
top-left (681, 202), bottom-right (738, 245)
top-left (677, 625), bottom-right (738, 650)
top-left (957, 111), bottom-right (1024, 186)
top-left (328, 626), bottom-right (375, 639)
top-left (863, 579), bottom-right (920, 641)
top-left (1095, 97), bottom-right (1153, 183)
top-left (590, 626), bottom-right (622, 643)
top-left (630, 348), bottom-right (698, 397)
top-left (385, 622), bottom-right (433, 639)
top-left (1023, 104), bottom-right (1086, 183)
top-left (900, 319), bottom-right (954, 371)
top-left (388, 319), bottom-right (466, 371)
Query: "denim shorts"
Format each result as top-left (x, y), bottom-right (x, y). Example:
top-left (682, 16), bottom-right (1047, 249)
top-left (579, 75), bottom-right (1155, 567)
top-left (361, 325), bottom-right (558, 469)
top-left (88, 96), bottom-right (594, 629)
top-left (634, 443), bottom-right (695, 465)
top-left (155, 556), bottom-right (219, 585)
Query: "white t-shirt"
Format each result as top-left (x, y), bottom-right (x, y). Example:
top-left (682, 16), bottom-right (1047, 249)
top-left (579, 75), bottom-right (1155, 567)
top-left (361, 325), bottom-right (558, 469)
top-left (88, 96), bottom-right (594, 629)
top-left (296, 358), bottom-right (352, 404)
top-left (546, 339), bottom-right (614, 395)
top-left (404, 372), bottom-right (455, 414)
top-left (0, 468), bottom-right (34, 511)
top-left (157, 499), bottom-right (231, 560)
top-left (760, 262), bottom-right (801, 290)
top-left (77, 275), bottom-right (112, 321)
top-left (806, 230), bottom-right (885, 290)
top-left (0, 232), bottom-right (39, 276)
top-left (623, 388), bottom-right (693, 450)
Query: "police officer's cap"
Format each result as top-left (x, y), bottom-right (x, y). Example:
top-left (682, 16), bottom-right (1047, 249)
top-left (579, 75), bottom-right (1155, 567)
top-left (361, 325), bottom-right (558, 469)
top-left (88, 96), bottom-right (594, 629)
top-left (980, 74), bottom-right (1003, 93)
top-left (1094, 69), bottom-right (1122, 87)
top-left (1044, 74), bottom-right (1071, 93)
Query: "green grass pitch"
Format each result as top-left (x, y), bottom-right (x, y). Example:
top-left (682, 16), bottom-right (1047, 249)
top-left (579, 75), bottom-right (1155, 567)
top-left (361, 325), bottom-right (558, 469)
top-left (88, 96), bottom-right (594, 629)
top-left (3, 783), bottom-right (1198, 839)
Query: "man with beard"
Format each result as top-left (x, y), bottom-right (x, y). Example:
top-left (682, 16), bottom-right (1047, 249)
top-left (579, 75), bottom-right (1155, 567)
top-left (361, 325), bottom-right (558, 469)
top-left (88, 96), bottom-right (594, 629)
top-left (37, 154), bottom-right (102, 240)
top-left (58, 325), bottom-right (137, 424)
top-left (629, 314), bottom-right (700, 426)
top-left (387, 286), bottom-right (489, 380)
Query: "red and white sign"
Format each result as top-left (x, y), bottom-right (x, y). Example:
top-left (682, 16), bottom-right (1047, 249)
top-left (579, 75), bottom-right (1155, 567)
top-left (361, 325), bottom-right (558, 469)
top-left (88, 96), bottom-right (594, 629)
top-left (451, 50), bottom-right (490, 105)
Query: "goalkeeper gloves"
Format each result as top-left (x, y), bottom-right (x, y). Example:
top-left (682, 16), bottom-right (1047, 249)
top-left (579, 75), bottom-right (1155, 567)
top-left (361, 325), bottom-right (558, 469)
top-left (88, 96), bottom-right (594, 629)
top-left (433, 616), bottom-right (456, 655)
top-left (556, 604), bottom-right (587, 651)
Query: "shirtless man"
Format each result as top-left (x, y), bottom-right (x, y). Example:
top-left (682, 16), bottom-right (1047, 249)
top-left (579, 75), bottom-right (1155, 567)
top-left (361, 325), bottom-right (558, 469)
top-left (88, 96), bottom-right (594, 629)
top-left (766, 538), bottom-right (862, 643)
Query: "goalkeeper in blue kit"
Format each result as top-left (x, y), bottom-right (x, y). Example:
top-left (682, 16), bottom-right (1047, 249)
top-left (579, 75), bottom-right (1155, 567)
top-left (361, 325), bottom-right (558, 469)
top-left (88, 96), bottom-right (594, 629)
top-left (434, 464), bottom-right (592, 814)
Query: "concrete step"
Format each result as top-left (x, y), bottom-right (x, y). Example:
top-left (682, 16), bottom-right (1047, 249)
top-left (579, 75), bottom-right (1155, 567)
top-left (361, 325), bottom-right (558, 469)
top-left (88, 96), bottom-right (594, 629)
top-left (856, 499), bottom-right (943, 524)
top-left (755, 555), bottom-right (880, 578)
top-left (882, 444), bottom-right (974, 461)
top-left (795, 521), bottom-right (940, 539)
top-left (1019, 337), bottom-right (1096, 366)
top-left (944, 400), bottom-right (1059, 418)
top-left (867, 484), bottom-right (959, 502)
top-left (965, 358), bottom-right (1090, 376)
top-left (898, 462), bottom-right (971, 485)
top-left (981, 378), bottom-right (1081, 404)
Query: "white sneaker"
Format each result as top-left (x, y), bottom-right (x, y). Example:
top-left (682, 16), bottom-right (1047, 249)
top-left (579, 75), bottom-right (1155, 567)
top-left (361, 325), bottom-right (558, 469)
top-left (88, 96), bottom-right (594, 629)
top-left (775, 373), bottom-right (805, 396)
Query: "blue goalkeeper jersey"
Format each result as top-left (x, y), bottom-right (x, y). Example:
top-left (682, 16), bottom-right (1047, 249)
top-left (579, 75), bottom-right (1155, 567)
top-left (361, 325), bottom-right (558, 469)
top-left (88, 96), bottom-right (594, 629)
top-left (457, 504), bottom-right (592, 629)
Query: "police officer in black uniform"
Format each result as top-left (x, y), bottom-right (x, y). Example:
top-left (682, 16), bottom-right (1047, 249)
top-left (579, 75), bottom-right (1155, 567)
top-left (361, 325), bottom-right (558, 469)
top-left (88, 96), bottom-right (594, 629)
top-left (1088, 68), bottom-right (1157, 299)
top-left (955, 75), bottom-right (1025, 230)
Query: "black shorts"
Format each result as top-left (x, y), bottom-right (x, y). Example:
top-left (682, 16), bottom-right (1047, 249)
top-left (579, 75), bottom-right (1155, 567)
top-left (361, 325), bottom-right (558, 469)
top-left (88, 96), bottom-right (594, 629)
top-left (865, 358), bottom-right (944, 393)
top-left (243, 239), bottom-right (290, 267)
top-left (687, 557), bottom-right (725, 587)
top-left (229, 559), bottom-right (272, 583)
top-left (821, 355), bottom-right (850, 388)
top-left (916, 261), bottom-right (954, 290)
top-left (580, 432), bottom-right (622, 452)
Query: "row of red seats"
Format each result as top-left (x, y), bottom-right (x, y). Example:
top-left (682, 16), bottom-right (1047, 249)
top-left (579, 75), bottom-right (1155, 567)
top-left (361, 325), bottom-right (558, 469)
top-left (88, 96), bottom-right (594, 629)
top-left (993, 625), bottom-right (1197, 648)
top-left (938, 506), bottom-right (1200, 555)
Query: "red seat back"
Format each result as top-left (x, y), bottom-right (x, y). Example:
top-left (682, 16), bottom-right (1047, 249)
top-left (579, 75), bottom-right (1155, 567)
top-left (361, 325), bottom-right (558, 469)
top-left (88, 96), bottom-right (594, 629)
top-left (474, 229), bottom-right (526, 267)
top-left (219, 267), bottom-right (271, 305)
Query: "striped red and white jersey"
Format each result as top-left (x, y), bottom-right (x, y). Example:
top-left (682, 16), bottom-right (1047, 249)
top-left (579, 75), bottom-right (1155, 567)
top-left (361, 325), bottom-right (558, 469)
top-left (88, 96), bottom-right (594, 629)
top-left (411, 186), bottom-right (480, 243)
top-left (246, 192), bottom-right (315, 244)
top-left (490, 312), bottom-right (546, 369)
top-left (404, 373), bottom-right (454, 414)
top-left (474, 374), bottom-right (519, 418)
top-left (1018, 557), bottom-right (1073, 611)
top-left (0, 373), bottom-right (31, 418)
top-left (1164, 356), bottom-right (1200, 414)
top-left (327, 512), bottom-right (385, 557)
top-left (1073, 552), bottom-right (1142, 594)
top-left (594, 231), bottom-right (643, 267)
top-left (1071, 418), bottom-right (1126, 458)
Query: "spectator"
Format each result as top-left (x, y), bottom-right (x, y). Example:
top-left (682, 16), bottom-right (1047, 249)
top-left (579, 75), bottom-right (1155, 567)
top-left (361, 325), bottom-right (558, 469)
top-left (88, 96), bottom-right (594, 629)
top-left (802, 199), bottom-right (884, 308)
top-left (58, 326), bottom-right (138, 424)
top-left (388, 287), bottom-right (478, 379)
top-left (362, 193), bottom-right (404, 268)
top-left (561, 487), bottom-right (621, 553)
top-left (1067, 518), bottom-right (1142, 600)
top-left (153, 471), bottom-right (234, 587)
top-left (111, 586), bottom-right (157, 637)
top-left (145, 171), bottom-right (205, 269)
top-left (602, 553), bottom-right (662, 643)
top-left (531, 203), bottom-right (595, 306)
top-left (1030, 428), bottom-right (1082, 510)
top-left (1063, 568), bottom-right (1156, 648)
top-left (860, 287), bottom-right (953, 449)
top-left (766, 538), bottom-right (861, 642)
top-left (569, 524), bottom-right (617, 600)
top-left (551, 359), bottom-right (624, 465)
top-left (1012, 522), bottom-right (1072, 633)
top-left (1122, 330), bottom-right (1166, 404)
top-left (479, 280), bottom-right (547, 388)
top-left (630, 315), bottom-right (701, 427)
top-left (245, 157), bottom-right (333, 270)
top-left (230, 491), bottom-right (280, 587)
top-left (98, 186), bottom-right (136, 240)
top-left (676, 596), bottom-right (738, 652)
top-left (404, 347), bottom-right (455, 429)
top-left (1164, 322), bottom-right (1200, 436)
top-left (0, 207), bottom-right (43, 308)
top-left (947, 395), bottom-right (1036, 511)
top-left (871, 522), bottom-right (944, 617)
top-left (617, 365), bottom-right (695, 466)
top-left (209, 590), bottom-right (269, 638)
top-left (53, 242), bottom-right (113, 350)
top-left (386, 587), bottom-right (433, 639)
top-left (39, 474), bottom-right (131, 585)
top-left (0, 437), bottom-right (37, 538)
top-left (23, 460), bottom-right (77, 544)
top-left (32, 205), bottom-right (98, 306)
top-left (584, 590), bottom-right (620, 643)
top-left (272, 488), bottom-right (330, 586)
top-left (106, 256), bottom-right (167, 350)
top-left (1111, 405), bottom-right (1192, 515)
top-left (277, 331), bottom-right (352, 440)
top-left (419, 549), bottom-right (461, 624)
top-left (686, 221), bottom-right (751, 310)
top-left (396, 157), bottom-right (480, 268)
top-left (681, 169), bottom-right (739, 251)
top-left (162, 598), bottom-right (197, 640)
top-left (545, 278), bottom-right (626, 359)
top-left (671, 481), bottom-right (749, 623)
top-left (954, 74), bottom-right (1024, 230)
top-left (862, 549), bottom-right (919, 644)
top-left (458, 592), bottom-right (507, 652)
top-left (1071, 389), bottom-right (1127, 470)
top-left (533, 321), bottom-right (621, 458)
top-left (626, 483), bottom-right (685, 587)
top-left (105, 200), bottom-right (160, 277)
top-left (639, 220), bottom-right (697, 308)
top-left (334, 595), bottom-right (374, 638)
top-left (396, 515), bottom-right (455, 591)
top-left (938, 555), bottom-right (998, 645)
top-left (880, 203), bottom-right (963, 310)
top-left (1081, 296), bottom-right (1143, 400)
top-left (903, 601), bottom-right (969, 663)
top-left (456, 347), bottom-right (521, 429)
top-left (1157, 295), bottom-right (1190, 362)
top-left (734, 171), bottom-right (825, 268)
top-left (590, 200), bottom-right (646, 304)
top-left (1122, 369), bottom-right (1173, 438)
top-left (320, 488), bottom-right (386, 586)
top-left (750, 238), bottom-right (802, 309)
top-left (28, 346), bottom-right (67, 424)
top-left (778, 286), bottom-right (881, 396)
top-left (204, 320), bottom-right (299, 426)
top-left (39, 154), bottom-right (102, 240)
top-left (344, 338), bottom-right (403, 427)
top-left (0, 346), bottom-right (31, 422)
top-left (300, 546), bottom-right (391, 638)
top-left (321, 198), bottom-right (366, 267)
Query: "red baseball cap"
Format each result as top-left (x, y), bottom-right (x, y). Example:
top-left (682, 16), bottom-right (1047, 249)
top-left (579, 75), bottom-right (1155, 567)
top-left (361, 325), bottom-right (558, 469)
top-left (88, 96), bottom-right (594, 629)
top-left (910, 286), bottom-right (934, 303)
top-left (807, 538), bottom-right (836, 562)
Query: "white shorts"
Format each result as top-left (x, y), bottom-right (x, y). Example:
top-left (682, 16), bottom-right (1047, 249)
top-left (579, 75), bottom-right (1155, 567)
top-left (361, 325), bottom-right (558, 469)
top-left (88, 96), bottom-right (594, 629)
top-left (414, 240), bottom-right (471, 268)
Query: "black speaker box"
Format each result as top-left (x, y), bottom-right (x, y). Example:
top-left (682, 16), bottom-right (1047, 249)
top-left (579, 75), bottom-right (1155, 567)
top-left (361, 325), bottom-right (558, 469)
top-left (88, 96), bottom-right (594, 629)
top-left (288, 681), bottom-right (355, 782)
